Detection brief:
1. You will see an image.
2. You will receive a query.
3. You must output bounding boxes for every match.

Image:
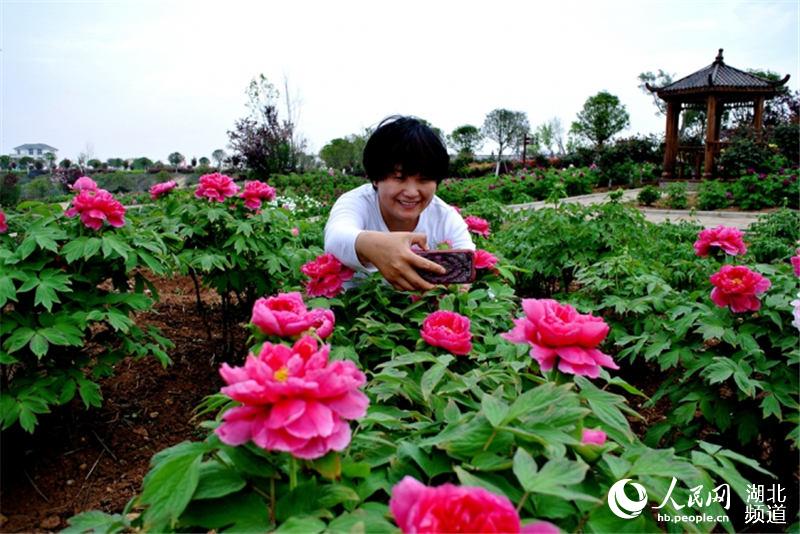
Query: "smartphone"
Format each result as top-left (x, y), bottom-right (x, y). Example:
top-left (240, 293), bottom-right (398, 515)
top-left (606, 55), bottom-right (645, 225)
top-left (414, 249), bottom-right (476, 284)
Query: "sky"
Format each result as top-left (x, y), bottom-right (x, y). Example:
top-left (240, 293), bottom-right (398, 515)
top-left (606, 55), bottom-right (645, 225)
top-left (1, 0), bottom-right (797, 162)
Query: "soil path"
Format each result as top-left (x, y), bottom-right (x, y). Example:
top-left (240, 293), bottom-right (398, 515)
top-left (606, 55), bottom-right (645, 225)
top-left (508, 188), bottom-right (768, 229)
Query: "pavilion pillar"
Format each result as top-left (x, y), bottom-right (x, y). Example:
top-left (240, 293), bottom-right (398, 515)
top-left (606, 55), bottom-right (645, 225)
top-left (662, 100), bottom-right (680, 179)
top-left (753, 96), bottom-right (765, 140)
top-left (703, 95), bottom-right (719, 178)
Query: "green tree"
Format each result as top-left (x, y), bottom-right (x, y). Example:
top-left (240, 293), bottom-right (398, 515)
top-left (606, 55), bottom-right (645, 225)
top-left (319, 133), bottom-right (367, 174)
top-left (536, 121), bottom-right (554, 155)
top-left (131, 157), bottom-right (153, 170)
top-left (19, 156), bottom-right (34, 169)
top-left (447, 125), bottom-right (483, 158)
top-left (198, 156), bottom-right (210, 167)
top-left (106, 158), bottom-right (125, 169)
top-left (59, 158), bottom-right (72, 169)
top-left (212, 149), bottom-right (227, 169)
top-left (44, 152), bottom-right (56, 169)
top-left (570, 91), bottom-right (630, 149)
top-left (639, 69), bottom-right (704, 140)
top-left (87, 159), bottom-right (102, 169)
top-left (482, 109), bottom-right (529, 175)
top-left (168, 152), bottom-right (184, 171)
top-left (0, 155), bottom-right (10, 170)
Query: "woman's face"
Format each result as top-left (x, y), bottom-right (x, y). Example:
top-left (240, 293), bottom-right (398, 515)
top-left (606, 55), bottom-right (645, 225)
top-left (374, 169), bottom-right (437, 232)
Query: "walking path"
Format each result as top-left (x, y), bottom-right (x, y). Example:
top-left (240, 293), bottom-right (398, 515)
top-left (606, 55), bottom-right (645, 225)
top-left (507, 189), bottom-right (765, 229)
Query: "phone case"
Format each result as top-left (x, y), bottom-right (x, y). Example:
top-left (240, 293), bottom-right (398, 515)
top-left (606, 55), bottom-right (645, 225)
top-left (415, 249), bottom-right (476, 284)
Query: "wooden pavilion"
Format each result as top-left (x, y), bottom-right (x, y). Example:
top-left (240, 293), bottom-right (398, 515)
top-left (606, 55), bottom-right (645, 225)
top-left (647, 49), bottom-right (790, 179)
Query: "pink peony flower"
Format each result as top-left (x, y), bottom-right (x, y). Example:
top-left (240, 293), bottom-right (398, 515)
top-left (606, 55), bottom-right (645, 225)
top-left (502, 299), bottom-right (618, 379)
top-left (791, 248), bottom-right (800, 277)
top-left (390, 476), bottom-right (559, 534)
top-left (464, 215), bottom-right (490, 238)
top-left (709, 265), bottom-right (771, 313)
top-left (215, 335), bottom-right (369, 460)
top-left (195, 172), bottom-right (240, 202)
top-left (70, 176), bottom-right (98, 192)
top-left (474, 249), bottom-right (498, 270)
top-left (291, 226), bottom-right (300, 237)
top-left (581, 428), bottom-right (607, 445)
top-left (0, 210), bottom-right (7, 233)
top-left (791, 294), bottom-right (800, 331)
top-left (251, 292), bottom-right (335, 339)
top-left (65, 189), bottom-right (126, 230)
top-left (420, 310), bottom-right (472, 356)
top-left (301, 253), bottom-right (355, 298)
top-left (240, 180), bottom-right (276, 210)
top-left (693, 226), bottom-right (747, 257)
top-left (149, 180), bottom-right (177, 200)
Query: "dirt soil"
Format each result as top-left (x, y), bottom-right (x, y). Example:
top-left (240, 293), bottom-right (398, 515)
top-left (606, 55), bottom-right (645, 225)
top-left (0, 274), bottom-right (249, 533)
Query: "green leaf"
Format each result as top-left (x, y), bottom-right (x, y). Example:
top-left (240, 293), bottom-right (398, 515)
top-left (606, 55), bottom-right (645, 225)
top-left (77, 377), bottom-right (102, 408)
top-left (29, 333), bottom-right (49, 358)
top-left (192, 461), bottom-right (246, 500)
top-left (84, 237), bottom-right (102, 259)
top-left (63, 510), bottom-right (127, 534)
top-left (4, 327), bottom-right (35, 353)
top-left (178, 490), bottom-right (270, 532)
top-left (139, 443), bottom-right (205, 530)
top-left (421, 363), bottom-right (447, 402)
top-left (275, 516), bottom-right (326, 534)
top-left (454, 465), bottom-right (510, 499)
top-left (522, 458), bottom-right (597, 502)
top-left (101, 236), bottom-right (129, 260)
top-left (61, 238), bottom-right (87, 263)
top-left (512, 447), bottom-right (538, 491)
top-left (481, 393), bottom-right (509, 428)
top-left (704, 359), bottom-right (736, 384)
top-left (760, 395), bottom-right (781, 420)
top-left (0, 276), bottom-right (17, 306)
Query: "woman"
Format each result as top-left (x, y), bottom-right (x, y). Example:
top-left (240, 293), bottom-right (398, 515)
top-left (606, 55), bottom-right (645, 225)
top-left (324, 116), bottom-right (475, 292)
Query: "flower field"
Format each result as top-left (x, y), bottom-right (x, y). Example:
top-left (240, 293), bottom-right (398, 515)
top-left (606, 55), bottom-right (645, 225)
top-left (1, 173), bottom-right (798, 533)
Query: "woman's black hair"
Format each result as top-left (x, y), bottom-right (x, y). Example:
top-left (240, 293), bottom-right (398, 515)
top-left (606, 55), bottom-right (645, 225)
top-left (363, 115), bottom-right (449, 184)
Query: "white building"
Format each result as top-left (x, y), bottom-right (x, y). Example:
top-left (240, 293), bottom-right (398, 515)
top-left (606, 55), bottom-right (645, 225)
top-left (11, 143), bottom-right (59, 160)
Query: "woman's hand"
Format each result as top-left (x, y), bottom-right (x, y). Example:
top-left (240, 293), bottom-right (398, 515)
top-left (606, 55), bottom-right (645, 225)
top-left (355, 231), bottom-right (446, 292)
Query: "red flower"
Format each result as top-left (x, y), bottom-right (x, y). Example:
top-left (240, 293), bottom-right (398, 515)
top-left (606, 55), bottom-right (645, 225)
top-left (149, 180), bottom-right (177, 200)
top-left (0, 210), bottom-right (7, 233)
top-left (64, 189), bottom-right (126, 230)
top-left (390, 476), bottom-right (559, 534)
top-left (301, 253), bottom-right (355, 298)
top-left (420, 310), bottom-right (472, 355)
top-left (464, 215), bottom-right (490, 238)
top-left (791, 248), bottom-right (800, 277)
top-left (474, 249), bottom-right (498, 270)
top-left (251, 292), bottom-right (335, 339)
top-left (502, 299), bottom-right (617, 378)
top-left (709, 265), bottom-right (771, 313)
top-left (215, 336), bottom-right (368, 460)
top-left (693, 226), bottom-right (747, 257)
top-left (195, 172), bottom-right (240, 202)
top-left (240, 180), bottom-right (276, 210)
top-left (70, 176), bottom-right (98, 192)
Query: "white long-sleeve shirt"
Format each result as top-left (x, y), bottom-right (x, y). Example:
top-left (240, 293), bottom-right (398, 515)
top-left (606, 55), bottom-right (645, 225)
top-left (324, 183), bottom-right (475, 275)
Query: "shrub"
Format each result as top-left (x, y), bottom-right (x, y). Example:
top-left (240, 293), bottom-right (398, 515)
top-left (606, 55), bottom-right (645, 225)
top-left (637, 184), bottom-right (661, 206)
top-left (718, 128), bottom-right (780, 177)
top-left (770, 123), bottom-right (799, 165)
top-left (730, 172), bottom-right (799, 210)
top-left (664, 182), bottom-right (688, 209)
top-left (746, 208), bottom-right (800, 263)
top-left (0, 202), bottom-right (172, 432)
top-left (19, 175), bottom-right (62, 201)
top-left (0, 173), bottom-right (21, 207)
top-left (696, 179), bottom-right (731, 210)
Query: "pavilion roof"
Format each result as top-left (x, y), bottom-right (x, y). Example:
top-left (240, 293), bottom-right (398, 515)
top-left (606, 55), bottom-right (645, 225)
top-left (648, 49), bottom-right (790, 98)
